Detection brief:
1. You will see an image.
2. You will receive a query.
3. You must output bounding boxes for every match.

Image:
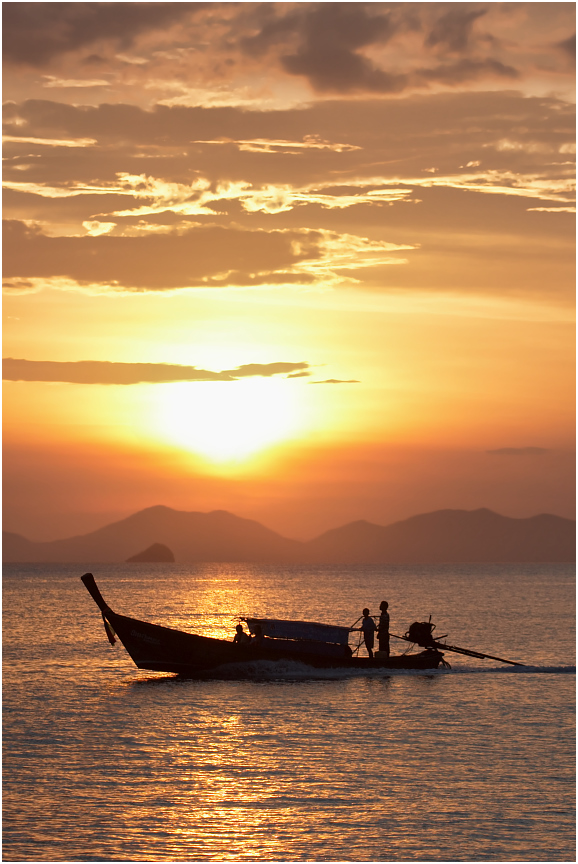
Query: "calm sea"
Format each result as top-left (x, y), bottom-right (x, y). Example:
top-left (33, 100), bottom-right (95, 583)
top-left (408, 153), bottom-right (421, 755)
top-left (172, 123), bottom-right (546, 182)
top-left (3, 563), bottom-right (575, 863)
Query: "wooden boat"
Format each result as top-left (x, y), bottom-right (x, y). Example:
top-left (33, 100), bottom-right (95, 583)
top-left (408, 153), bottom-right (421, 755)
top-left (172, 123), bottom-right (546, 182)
top-left (81, 573), bottom-right (447, 674)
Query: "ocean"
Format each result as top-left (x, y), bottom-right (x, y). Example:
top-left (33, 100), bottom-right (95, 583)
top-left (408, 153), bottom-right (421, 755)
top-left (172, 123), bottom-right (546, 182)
top-left (2, 563), bottom-right (575, 862)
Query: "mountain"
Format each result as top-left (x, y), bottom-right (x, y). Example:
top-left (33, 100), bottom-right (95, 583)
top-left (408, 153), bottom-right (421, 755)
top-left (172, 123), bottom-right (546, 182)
top-left (126, 543), bottom-right (175, 563)
top-left (3, 531), bottom-right (39, 562)
top-left (2, 506), bottom-right (302, 564)
top-left (302, 508), bottom-right (576, 563)
top-left (2, 506), bottom-right (575, 564)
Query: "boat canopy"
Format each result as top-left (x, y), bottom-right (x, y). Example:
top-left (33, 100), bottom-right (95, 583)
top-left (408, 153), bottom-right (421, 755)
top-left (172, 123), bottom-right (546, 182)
top-left (245, 617), bottom-right (350, 645)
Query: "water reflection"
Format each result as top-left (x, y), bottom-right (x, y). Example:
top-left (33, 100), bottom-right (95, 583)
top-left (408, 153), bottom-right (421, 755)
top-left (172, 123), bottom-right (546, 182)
top-left (3, 564), bottom-right (575, 862)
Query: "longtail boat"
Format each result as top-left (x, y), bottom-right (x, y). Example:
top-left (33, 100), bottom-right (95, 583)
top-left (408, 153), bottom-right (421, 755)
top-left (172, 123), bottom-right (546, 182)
top-left (81, 573), bottom-right (524, 676)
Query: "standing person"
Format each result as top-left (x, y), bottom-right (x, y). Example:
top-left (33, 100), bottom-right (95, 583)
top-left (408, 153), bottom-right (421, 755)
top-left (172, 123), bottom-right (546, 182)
top-left (352, 608), bottom-right (378, 659)
top-left (378, 601), bottom-right (390, 657)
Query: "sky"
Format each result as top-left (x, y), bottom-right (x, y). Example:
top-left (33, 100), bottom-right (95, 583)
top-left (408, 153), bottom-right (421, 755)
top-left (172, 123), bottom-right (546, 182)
top-left (2, 1), bottom-right (576, 542)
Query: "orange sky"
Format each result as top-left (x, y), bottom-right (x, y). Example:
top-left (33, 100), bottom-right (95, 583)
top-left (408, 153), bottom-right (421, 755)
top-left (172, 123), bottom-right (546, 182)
top-left (3, 2), bottom-right (575, 541)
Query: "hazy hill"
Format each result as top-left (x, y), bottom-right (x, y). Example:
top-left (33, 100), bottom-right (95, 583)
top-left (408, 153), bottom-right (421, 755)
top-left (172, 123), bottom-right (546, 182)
top-left (126, 543), bottom-right (175, 563)
top-left (303, 508), bottom-right (576, 563)
top-left (2, 506), bottom-right (575, 564)
top-left (2, 506), bottom-right (302, 564)
top-left (3, 531), bottom-right (38, 562)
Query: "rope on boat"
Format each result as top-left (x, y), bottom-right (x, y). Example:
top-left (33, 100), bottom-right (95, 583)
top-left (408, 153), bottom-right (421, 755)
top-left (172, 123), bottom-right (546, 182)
top-left (351, 631), bottom-right (364, 655)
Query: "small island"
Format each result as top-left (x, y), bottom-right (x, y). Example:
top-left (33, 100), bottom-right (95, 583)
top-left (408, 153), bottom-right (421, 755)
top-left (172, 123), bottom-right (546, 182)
top-left (126, 543), bottom-right (175, 563)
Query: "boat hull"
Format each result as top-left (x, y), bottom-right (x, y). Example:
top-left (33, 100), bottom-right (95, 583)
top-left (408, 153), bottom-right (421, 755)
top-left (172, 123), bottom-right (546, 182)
top-left (105, 610), bottom-right (444, 674)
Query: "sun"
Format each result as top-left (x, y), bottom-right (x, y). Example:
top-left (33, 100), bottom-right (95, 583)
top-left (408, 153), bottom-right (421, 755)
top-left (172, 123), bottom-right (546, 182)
top-left (153, 378), bottom-right (303, 463)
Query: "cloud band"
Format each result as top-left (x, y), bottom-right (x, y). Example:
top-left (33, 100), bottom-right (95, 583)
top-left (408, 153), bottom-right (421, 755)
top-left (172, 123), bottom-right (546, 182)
top-left (3, 358), bottom-right (311, 385)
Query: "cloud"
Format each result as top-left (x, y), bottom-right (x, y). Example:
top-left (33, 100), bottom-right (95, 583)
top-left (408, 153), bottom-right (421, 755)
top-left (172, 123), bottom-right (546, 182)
top-left (2, 171), bottom-right (415, 215)
top-left (193, 136), bottom-right (361, 154)
top-left (279, 4), bottom-right (409, 94)
top-left (401, 167), bottom-right (573, 205)
top-left (3, 358), bottom-right (311, 385)
top-left (41, 76), bottom-right (110, 89)
top-left (486, 447), bottom-right (550, 457)
top-left (2, 135), bottom-right (97, 148)
top-left (310, 378), bottom-right (360, 384)
top-left (2, 220), bottom-right (413, 292)
top-left (556, 33), bottom-right (576, 68)
top-left (238, 3), bottom-right (519, 95)
top-left (3, 94), bottom-right (573, 207)
top-left (236, 3), bottom-right (524, 95)
top-left (2, 93), bottom-right (573, 303)
top-left (425, 7), bottom-right (488, 54)
top-left (2, 219), bottom-right (315, 291)
top-left (416, 57), bottom-right (518, 86)
top-left (2, 2), bottom-right (574, 103)
top-left (526, 207), bottom-right (575, 213)
top-left (2, 2), bottom-right (195, 66)
top-left (82, 221), bottom-right (116, 237)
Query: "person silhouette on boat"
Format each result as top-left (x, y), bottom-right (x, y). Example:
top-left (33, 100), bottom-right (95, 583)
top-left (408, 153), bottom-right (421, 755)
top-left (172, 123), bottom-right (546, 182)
top-left (378, 600), bottom-right (390, 657)
top-left (352, 608), bottom-right (377, 659)
top-left (251, 624), bottom-right (266, 648)
top-left (233, 623), bottom-right (251, 646)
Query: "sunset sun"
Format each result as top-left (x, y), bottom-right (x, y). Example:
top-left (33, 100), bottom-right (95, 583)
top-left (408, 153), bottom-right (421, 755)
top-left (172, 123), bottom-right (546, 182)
top-left (154, 379), bottom-right (304, 463)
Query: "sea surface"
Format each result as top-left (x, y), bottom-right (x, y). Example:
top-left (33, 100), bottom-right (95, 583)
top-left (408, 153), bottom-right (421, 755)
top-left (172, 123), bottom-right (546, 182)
top-left (3, 563), bottom-right (575, 863)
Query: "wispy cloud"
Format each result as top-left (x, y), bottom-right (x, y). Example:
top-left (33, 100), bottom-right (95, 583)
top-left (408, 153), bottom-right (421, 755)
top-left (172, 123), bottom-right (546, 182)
top-left (41, 76), bottom-right (110, 89)
top-left (3, 172), bottom-right (413, 214)
top-left (2, 136), bottom-right (97, 148)
top-left (310, 378), bottom-right (360, 385)
top-left (3, 358), bottom-right (312, 385)
top-left (193, 136), bottom-right (361, 154)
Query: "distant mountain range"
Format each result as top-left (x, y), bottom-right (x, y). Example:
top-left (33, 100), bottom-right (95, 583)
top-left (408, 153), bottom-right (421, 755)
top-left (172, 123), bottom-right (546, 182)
top-left (3, 505), bottom-right (575, 564)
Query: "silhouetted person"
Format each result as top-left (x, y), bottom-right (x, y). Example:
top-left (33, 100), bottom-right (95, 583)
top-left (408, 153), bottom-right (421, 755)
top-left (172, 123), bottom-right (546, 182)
top-left (352, 608), bottom-right (377, 659)
top-left (378, 600), bottom-right (390, 656)
top-left (252, 624), bottom-right (265, 648)
top-left (233, 623), bottom-right (251, 646)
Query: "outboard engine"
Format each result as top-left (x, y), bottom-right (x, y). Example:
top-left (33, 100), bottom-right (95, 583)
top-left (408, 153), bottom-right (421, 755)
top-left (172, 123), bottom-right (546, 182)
top-left (406, 620), bottom-right (436, 648)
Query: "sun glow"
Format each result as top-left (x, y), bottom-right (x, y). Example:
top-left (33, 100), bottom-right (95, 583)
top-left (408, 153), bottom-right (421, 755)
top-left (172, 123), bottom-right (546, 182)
top-left (154, 379), bottom-right (304, 462)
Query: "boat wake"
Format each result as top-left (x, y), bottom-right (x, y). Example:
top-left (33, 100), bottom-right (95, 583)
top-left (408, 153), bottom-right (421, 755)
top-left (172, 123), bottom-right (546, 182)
top-left (452, 663), bottom-right (575, 675)
top-left (132, 660), bottom-right (575, 683)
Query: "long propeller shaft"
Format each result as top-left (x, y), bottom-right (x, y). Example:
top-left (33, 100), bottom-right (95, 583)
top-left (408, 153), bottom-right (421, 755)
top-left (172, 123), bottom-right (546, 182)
top-left (432, 640), bottom-right (524, 666)
top-left (391, 633), bottom-right (524, 666)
